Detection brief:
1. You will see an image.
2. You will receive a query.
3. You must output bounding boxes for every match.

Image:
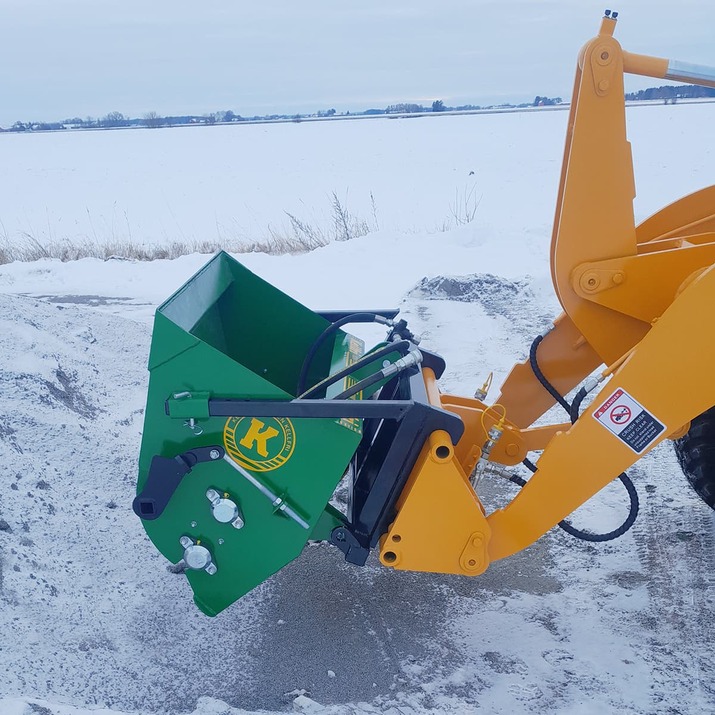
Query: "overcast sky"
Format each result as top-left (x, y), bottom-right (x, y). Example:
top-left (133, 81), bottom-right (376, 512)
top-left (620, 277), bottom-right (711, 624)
top-left (1, 0), bottom-right (713, 125)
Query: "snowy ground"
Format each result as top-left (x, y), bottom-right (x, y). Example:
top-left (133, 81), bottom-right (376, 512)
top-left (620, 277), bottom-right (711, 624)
top-left (1, 105), bottom-right (715, 715)
top-left (1, 103), bottom-right (713, 249)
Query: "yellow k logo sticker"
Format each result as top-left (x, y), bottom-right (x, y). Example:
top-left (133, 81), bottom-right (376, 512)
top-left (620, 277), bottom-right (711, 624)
top-left (238, 418), bottom-right (279, 457)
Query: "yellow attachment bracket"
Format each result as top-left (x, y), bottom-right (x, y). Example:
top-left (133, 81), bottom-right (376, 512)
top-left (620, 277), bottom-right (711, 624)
top-left (378, 429), bottom-right (491, 576)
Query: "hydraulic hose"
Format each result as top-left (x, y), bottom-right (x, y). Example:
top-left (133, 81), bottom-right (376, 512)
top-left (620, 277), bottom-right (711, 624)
top-left (569, 386), bottom-right (588, 425)
top-left (525, 333), bottom-right (639, 542)
top-left (331, 349), bottom-right (423, 400)
top-left (296, 312), bottom-right (392, 396)
top-left (332, 371), bottom-right (386, 401)
top-left (519, 458), bottom-right (640, 543)
top-left (298, 340), bottom-right (411, 399)
top-left (529, 333), bottom-right (572, 414)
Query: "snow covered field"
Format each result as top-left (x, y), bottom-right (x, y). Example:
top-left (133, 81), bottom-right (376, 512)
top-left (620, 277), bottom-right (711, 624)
top-left (1, 103), bottom-right (713, 251)
top-left (1, 105), bottom-right (714, 715)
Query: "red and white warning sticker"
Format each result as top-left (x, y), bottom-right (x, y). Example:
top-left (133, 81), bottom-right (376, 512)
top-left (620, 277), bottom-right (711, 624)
top-left (592, 387), bottom-right (665, 454)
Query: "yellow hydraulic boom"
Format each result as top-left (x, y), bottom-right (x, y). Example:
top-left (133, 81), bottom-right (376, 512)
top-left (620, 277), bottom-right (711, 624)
top-left (377, 12), bottom-right (715, 575)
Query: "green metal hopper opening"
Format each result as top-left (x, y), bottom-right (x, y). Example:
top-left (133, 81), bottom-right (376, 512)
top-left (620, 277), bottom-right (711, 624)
top-left (158, 251), bottom-right (340, 397)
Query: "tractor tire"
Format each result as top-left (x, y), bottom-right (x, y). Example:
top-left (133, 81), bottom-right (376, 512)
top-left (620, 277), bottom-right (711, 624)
top-left (674, 407), bottom-right (715, 509)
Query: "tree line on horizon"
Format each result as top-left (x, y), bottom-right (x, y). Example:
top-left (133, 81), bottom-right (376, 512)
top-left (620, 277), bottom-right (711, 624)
top-left (624, 84), bottom-right (715, 102)
top-left (3, 84), bottom-right (712, 133)
top-left (0, 96), bottom-right (565, 133)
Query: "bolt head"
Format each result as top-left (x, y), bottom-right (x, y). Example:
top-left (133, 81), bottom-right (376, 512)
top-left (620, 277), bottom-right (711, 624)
top-left (179, 536), bottom-right (193, 548)
top-left (209, 449), bottom-right (221, 460)
top-left (232, 515), bottom-right (245, 529)
top-left (205, 563), bottom-right (218, 576)
top-left (183, 544), bottom-right (212, 570)
top-left (212, 498), bottom-right (239, 524)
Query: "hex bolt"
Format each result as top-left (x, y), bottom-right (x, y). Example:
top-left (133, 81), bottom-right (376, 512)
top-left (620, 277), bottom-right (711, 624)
top-left (179, 535), bottom-right (216, 573)
top-left (206, 488), bottom-right (242, 525)
top-left (185, 545), bottom-right (211, 570)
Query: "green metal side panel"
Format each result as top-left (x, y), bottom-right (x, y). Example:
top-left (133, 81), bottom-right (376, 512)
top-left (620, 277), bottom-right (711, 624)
top-left (137, 252), bottom-right (365, 616)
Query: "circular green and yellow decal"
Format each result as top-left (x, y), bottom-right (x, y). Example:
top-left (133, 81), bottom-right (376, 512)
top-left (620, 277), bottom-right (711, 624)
top-left (223, 417), bottom-right (296, 472)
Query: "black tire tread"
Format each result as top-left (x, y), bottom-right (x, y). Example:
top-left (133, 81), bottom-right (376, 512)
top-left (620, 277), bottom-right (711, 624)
top-left (674, 406), bottom-right (715, 508)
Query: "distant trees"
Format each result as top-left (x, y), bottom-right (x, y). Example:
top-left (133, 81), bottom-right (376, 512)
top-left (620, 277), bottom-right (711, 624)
top-left (625, 84), bottom-right (715, 102)
top-left (29, 83), bottom-right (715, 134)
top-left (385, 103), bottom-right (425, 114)
top-left (99, 111), bottom-right (129, 128)
top-left (143, 111), bottom-right (162, 128)
top-left (532, 96), bottom-right (562, 107)
top-left (9, 120), bottom-right (64, 131)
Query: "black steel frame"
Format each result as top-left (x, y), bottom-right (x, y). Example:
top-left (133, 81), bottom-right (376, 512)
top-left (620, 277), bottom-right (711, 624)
top-left (195, 347), bottom-right (464, 566)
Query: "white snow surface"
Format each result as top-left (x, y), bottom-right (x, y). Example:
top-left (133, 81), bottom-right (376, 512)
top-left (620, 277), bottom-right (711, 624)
top-left (1, 105), bottom-right (715, 715)
top-left (0, 104), bottom-right (713, 250)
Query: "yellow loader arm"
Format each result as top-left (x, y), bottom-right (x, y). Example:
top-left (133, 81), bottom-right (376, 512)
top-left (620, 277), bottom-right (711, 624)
top-left (377, 13), bottom-right (715, 575)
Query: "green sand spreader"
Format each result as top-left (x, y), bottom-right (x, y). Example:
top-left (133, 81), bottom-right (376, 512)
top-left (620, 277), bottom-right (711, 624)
top-left (134, 252), bottom-right (456, 615)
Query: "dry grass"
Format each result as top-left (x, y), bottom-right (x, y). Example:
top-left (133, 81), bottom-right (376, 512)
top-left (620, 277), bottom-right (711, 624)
top-left (447, 183), bottom-right (482, 228)
top-left (0, 192), bottom-right (377, 264)
top-left (0, 235), bottom-right (232, 263)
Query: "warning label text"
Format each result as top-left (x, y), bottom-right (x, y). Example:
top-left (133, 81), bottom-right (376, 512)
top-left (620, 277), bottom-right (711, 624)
top-left (593, 387), bottom-right (665, 454)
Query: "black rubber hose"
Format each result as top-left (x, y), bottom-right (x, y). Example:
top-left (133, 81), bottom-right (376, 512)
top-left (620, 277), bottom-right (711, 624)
top-left (299, 340), bottom-right (410, 399)
top-left (296, 313), bottom-right (388, 395)
top-left (332, 370), bottom-right (387, 400)
top-left (520, 458), bottom-right (639, 542)
top-left (569, 386), bottom-right (588, 425)
top-left (529, 334), bottom-right (572, 415)
top-left (526, 332), bottom-right (639, 541)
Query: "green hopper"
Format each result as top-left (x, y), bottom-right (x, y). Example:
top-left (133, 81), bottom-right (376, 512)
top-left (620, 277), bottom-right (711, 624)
top-left (135, 251), bottom-right (459, 615)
